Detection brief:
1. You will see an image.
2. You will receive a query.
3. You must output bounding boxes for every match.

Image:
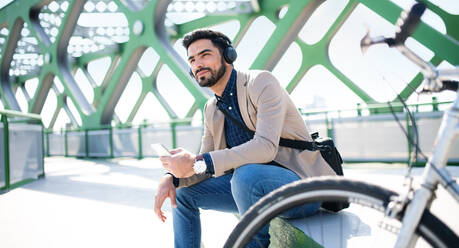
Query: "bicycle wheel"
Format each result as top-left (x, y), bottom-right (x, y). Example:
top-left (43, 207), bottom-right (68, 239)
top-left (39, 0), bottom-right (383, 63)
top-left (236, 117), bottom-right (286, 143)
top-left (224, 177), bottom-right (457, 248)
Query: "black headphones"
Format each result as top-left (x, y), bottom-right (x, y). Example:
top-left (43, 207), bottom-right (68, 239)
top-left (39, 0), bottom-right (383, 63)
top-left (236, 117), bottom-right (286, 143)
top-left (189, 37), bottom-right (237, 77)
top-left (219, 37), bottom-right (237, 64)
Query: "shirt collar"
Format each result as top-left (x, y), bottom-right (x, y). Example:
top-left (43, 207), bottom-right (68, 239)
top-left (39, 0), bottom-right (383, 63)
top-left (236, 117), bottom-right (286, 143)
top-left (215, 69), bottom-right (237, 102)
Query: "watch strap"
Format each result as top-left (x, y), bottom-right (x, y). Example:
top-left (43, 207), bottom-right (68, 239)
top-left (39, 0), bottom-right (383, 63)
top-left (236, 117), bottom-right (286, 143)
top-left (195, 154), bottom-right (204, 161)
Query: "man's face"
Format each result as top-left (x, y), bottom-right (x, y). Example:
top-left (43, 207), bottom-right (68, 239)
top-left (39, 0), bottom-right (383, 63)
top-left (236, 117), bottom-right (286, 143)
top-left (187, 39), bottom-right (226, 88)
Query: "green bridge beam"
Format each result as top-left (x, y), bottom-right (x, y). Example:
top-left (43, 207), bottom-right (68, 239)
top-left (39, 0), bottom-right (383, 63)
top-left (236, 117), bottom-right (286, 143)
top-left (0, 0), bottom-right (457, 130)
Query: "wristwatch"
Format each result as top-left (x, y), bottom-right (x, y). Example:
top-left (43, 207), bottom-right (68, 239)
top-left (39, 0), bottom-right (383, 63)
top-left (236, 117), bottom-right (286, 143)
top-left (193, 155), bottom-right (207, 174)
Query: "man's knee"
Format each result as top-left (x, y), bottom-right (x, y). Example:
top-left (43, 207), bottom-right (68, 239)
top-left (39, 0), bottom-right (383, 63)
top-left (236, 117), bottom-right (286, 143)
top-left (231, 164), bottom-right (261, 186)
top-left (230, 164), bottom-right (267, 195)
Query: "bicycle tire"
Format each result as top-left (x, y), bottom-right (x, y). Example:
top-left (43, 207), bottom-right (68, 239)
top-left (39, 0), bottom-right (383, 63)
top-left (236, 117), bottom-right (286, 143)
top-left (224, 177), bottom-right (458, 248)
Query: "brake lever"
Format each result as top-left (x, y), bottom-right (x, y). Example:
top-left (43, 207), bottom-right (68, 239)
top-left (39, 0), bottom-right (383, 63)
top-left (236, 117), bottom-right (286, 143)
top-left (360, 28), bottom-right (392, 54)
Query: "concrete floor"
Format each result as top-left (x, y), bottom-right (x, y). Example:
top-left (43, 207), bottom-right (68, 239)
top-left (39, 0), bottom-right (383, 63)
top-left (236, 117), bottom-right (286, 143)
top-left (0, 157), bottom-right (457, 248)
top-left (0, 157), bottom-right (239, 248)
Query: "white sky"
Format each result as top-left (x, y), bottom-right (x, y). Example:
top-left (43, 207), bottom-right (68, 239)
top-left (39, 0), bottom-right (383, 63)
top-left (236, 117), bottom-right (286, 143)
top-left (0, 0), bottom-right (12, 9)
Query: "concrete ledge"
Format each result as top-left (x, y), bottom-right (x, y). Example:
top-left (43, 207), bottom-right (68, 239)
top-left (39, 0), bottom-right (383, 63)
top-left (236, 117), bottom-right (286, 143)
top-left (269, 209), bottom-right (371, 247)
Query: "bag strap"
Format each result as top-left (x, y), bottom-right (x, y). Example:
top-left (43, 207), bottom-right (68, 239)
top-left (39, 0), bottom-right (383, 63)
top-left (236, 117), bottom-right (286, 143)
top-left (217, 100), bottom-right (254, 133)
top-left (216, 101), bottom-right (324, 152)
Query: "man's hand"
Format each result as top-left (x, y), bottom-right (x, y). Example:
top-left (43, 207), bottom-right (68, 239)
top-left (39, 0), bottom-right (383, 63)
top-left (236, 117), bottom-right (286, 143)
top-left (154, 174), bottom-right (177, 222)
top-left (159, 148), bottom-right (195, 178)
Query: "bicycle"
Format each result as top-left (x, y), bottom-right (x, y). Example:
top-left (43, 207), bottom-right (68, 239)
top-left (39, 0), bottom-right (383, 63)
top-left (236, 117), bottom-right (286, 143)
top-left (224, 2), bottom-right (459, 248)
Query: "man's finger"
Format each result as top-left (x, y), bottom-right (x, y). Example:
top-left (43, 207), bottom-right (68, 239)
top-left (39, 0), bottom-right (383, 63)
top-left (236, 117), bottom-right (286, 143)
top-left (159, 156), bottom-right (170, 163)
top-left (163, 164), bottom-right (172, 174)
top-left (154, 193), bottom-right (167, 221)
top-left (169, 148), bottom-right (183, 154)
top-left (184, 170), bottom-right (195, 178)
top-left (154, 205), bottom-right (166, 222)
top-left (154, 195), bottom-right (161, 217)
top-left (158, 210), bottom-right (166, 222)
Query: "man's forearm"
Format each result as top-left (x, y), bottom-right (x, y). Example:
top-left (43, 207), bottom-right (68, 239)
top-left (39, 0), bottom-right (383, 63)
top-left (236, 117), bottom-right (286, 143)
top-left (165, 173), bottom-right (180, 187)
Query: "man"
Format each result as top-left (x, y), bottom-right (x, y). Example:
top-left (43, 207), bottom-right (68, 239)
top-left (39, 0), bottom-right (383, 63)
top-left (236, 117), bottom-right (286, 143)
top-left (154, 29), bottom-right (336, 248)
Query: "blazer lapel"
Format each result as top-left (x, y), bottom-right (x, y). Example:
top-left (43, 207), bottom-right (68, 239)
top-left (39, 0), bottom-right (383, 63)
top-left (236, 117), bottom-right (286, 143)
top-left (236, 71), bottom-right (256, 131)
top-left (212, 102), bottom-right (226, 149)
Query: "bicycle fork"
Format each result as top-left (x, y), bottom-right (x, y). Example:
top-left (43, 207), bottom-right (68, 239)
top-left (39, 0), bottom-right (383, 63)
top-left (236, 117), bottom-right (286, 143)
top-left (394, 91), bottom-right (459, 248)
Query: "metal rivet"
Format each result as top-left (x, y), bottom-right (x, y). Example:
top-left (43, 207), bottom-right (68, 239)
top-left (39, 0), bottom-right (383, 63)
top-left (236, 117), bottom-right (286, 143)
top-left (133, 20), bottom-right (143, 36)
top-left (44, 53), bottom-right (51, 64)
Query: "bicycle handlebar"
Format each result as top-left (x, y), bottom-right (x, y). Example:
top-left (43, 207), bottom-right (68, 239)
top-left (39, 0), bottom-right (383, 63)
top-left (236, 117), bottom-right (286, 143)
top-left (360, 2), bottom-right (459, 93)
top-left (360, 2), bottom-right (427, 51)
top-left (392, 2), bottom-right (426, 46)
top-left (440, 80), bottom-right (459, 92)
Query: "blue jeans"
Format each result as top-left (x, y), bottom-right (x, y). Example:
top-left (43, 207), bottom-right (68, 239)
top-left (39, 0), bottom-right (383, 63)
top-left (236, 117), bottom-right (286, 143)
top-left (172, 164), bottom-right (320, 248)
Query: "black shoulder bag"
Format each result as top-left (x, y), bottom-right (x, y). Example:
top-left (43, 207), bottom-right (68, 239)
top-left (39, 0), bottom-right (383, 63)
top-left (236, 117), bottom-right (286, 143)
top-left (217, 102), bottom-right (348, 212)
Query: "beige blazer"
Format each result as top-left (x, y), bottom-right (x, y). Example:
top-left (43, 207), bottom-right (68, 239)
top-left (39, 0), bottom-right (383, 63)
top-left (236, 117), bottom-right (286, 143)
top-left (177, 70), bottom-right (335, 188)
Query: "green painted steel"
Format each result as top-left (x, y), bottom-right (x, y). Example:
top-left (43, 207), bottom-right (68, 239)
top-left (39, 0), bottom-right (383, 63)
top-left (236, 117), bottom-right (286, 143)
top-left (288, 0), bottom-right (375, 104)
top-left (1, 115), bottom-right (10, 188)
top-left (137, 125), bottom-right (143, 159)
top-left (84, 129), bottom-right (89, 156)
top-left (405, 110), bottom-right (412, 165)
top-left (109, 126), bottom-right (113, 158)
top-left (46, 128), bottom-right (50, 156)
top-left (64, 128), bottom-right (68, 156)
top-left (299, 98), bottom-right (452, 117)
top-left (0, 109), bottom-right (44, 190)
top-left (0, 0), bottom-right (457, 131)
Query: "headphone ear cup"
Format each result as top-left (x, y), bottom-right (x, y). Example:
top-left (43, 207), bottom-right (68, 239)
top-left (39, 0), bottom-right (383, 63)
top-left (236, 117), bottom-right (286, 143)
top-left (224, 46), bottom-right (237, 64)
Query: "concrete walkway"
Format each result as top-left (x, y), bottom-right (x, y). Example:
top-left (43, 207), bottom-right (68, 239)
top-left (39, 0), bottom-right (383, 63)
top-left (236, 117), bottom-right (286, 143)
top-left (0, 157), bottom-right (238, 248)
top-left (0, 157), bottom-right (457, 248)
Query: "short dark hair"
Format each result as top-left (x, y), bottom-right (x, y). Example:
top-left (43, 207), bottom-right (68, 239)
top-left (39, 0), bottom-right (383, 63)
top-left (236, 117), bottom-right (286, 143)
top-left (182, 29), bottom-right (232, 57)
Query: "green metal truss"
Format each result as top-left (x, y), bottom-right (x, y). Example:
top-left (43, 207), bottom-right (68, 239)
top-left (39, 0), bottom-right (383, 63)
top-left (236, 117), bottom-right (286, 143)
top-left (0, 0), bottom-right (457, 129)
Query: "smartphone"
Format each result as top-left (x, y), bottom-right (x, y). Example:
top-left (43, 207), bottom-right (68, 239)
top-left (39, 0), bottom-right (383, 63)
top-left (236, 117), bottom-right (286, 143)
top-left (151, 143), bottom-right (171, 156)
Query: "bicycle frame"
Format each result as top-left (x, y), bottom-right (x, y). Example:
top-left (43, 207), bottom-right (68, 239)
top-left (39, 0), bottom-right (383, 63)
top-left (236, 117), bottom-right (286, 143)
top-left (395, 45), bottom-right (459, 91)
top-left (391, 46), bottom-right (459, 247)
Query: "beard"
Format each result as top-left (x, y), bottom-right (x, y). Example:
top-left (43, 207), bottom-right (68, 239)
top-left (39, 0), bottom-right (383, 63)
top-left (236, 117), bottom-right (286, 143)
top-left (195, 58), bottom-right (226, 88)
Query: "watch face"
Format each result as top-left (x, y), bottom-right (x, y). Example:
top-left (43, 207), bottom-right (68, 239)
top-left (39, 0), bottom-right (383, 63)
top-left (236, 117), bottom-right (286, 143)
top-left (194, 160), bottom-right (206, 174)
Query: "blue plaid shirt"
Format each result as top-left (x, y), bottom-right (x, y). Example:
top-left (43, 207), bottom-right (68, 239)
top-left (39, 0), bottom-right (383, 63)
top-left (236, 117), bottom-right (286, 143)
top-left (202, 69), bottom-right (254, 174)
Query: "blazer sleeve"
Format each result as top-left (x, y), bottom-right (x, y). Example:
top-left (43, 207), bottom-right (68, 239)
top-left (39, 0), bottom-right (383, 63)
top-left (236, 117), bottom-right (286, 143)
top-left (176, 101), bottom-right (214, 188)
top-left (209, 71), bottom-right (287, 176)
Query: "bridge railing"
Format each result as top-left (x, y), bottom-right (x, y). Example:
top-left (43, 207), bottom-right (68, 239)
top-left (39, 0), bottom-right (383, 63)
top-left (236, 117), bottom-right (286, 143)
top-left (45, 119), bottom-right (203, 159)
top-left (1, 109), bottom-right (44, 191)
top-left (301, 99), bottom-right (458, 165)
top-left (44, 99), bottom-right (458, 166)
